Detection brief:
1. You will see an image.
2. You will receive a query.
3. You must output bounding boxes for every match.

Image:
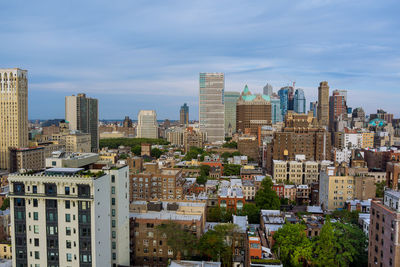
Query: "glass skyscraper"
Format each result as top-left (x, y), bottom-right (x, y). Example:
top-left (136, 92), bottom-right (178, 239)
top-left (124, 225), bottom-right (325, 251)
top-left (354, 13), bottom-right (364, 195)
top-left (293, 89), bottom-right (306, 114)
top-left (199, 73), bottom-right (225, 142)
top-left (278, 88), bottom-right (289, 118)
top-left (224, 91), bottom-right (240, 135)
top-left (270, 95), bottom-right (283, 123)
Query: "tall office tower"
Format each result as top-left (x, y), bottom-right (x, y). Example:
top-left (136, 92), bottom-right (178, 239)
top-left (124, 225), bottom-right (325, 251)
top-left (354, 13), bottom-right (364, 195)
top-left (329, 89), bottom-right (347, 131)
top-left (270, 94), bottom-right (283, 124)
top-left (136, 110), bottom-right (158, 138)
top-left (65, 93), bottom-right (99, 153)
top-left (352, 107), bottom-right (365, 120)
top-left (293, 89), bottom-right (306, 114)
top-left (317, 81), bottom-right (330, 128)
top-left (287, 86), bottom-right (295, 110)
top-left (278, 88), bottom-right (289, 118)
top-left (179, 103), bottom-right (189, 125)
top-left (263, 83), bottom-right (273, 96)
top-left (199, 73), bottom-right (225, 143)
top-left (310, 101), bottom-right (318, 118)
top-left (224, 91), bottom-right (241, 136)
top-left (236, 85), bottom-right (272, 135)
top-left (123, 116), bottom-right (132, 127)
top-left (8, 165), bottom-right (130, 267)
top-left (0, 68), bottom-right (28, 170)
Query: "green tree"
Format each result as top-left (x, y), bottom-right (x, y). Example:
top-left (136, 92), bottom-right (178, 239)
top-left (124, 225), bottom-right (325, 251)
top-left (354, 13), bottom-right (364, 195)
top-left (184, 147), bottom-right (205, 161)
top-left (331, 209), bottom-right (360, 224)
top-left (196, 175), bottom-right (208, 185)
top-left (376, 181), bottom-right (385, 197)
top-left (207, 206), bottom-right (223, 222)
top-left (156, 222), bottom-right (198, 259)
top-left (222, 141), bottom-right (237, 149)
top-left (151, 148), bottom-right (163, 158)
top-left (223, 164), bottom-right (241, 176)
top-left (254, 177), bottom-right (280, 210)
top-left (200, 165), bottom-right (210, 176)
top-left (118, 153), bottom-right (128, 159)
top-left (314, 220), bottom-right (336, 267)
top-left (0, 198), bottom-right (9, 210)
top-left (100, 137), bottom-right (169, 149)
top-left (131, 145), bottom-right (141, 155)
top-left (273, 223), bottom-right (313, 267)
top-left (237, 203), bottom-right (260, 224)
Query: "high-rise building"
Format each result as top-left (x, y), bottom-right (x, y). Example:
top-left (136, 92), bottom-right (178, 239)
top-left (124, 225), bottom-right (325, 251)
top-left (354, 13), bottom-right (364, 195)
top-left (293, 89), bottom-right (306, 114)
top-left (310, 101), bottom-right (318, 118)
top-left (0, 68), bottom-right (28, 170)
top-left (278, 88), bottom-right (289, 118)
top-left (65, 93), bottom-right (99, 152)
top-left (199, 73), bottom-right (225, 143)
top-left (329, 89), bottom-right (347, 131)
top-left (287, 86), bottom-right (295, 111)
top-left (317, 81), bottom-right (330, 128)
top-left (263, 83), bottom-right (273, 96)
top-left (236, 85), bottom-right (272, 135)
top-left (8, 165), bottom-right (130, 267)
top-left (136, 110), bottom-right (158, 139)
top-left (224, 91), bottom-right (240, 136)
top-left (270, 94), bottom-right (283, 124)
top-left (123, 116), bottom-right (132, 128)
top-left (179, 103), bottom-right (189, 125)
top-left (352, 107), bottom-right (365, 120)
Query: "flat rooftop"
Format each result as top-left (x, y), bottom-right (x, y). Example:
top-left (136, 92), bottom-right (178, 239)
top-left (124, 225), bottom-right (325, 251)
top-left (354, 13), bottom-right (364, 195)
top-left (44, 168), bottom-right (84, 175)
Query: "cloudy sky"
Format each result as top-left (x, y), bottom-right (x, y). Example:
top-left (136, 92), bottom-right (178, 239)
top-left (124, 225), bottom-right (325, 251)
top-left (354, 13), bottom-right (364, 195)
top-left (1, 0), bottom-right (399, 120)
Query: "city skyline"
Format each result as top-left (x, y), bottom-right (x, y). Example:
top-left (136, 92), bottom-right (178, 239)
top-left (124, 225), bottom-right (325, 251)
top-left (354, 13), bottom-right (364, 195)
top-left (2, 0), bottom-right (399, 119)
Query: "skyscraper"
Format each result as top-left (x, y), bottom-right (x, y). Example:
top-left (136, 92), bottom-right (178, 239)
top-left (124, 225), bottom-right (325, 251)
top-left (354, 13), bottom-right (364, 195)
top-left (263, 83), bottom-right (273, 96)
top-left (199, 73), bottom-right (225, 143)
top-left (179, 103), bottom-right (189, 125)
top-left (270, 94), bottom-right (283, 124)
top-left (329, 89), bottom-right (347, 131)
top-left (317, 81), bottom-right (330, 128)
top-left (310, 101), bottom-right (318, 118)
top-left (65, 93), bottom-right (99, 152)
top-left (293, 89), bottom-right (306, 114)
top-left (236, 85), bottom-right (272, 135)
top-left (136, 110), bottom-right (158, 138)
top-left (224, 91), bottom-right (240, 136)
top-left (278, 88), bottom-right (289, 119)
top-left (0, 68), bottom-right (28, 170)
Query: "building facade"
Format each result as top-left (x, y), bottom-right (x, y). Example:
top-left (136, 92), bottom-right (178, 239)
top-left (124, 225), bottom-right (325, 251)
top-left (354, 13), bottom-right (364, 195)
top-left (293, 89), bottom-right (306, 114)
top-left (65, 93), bottom-right (99, 153)
top-left (270, 94), bottom-right (283, 124)
top-left (9, 147), bottom-right (45, 173)
top-left (329, 89), bottom-right (347, 131)
top-left (136, 110), bottom-right (159, 139)
top-left (317, 81), bottom-right (330, 128)
top-left (0, 68), bottom-right (28, 170)
top-left (179, 103), bottom-right (189, 125)
top-left (236, 85), bottom-right (272, 135)
top-left (224, 91), bottom-right (240, 136)
top-left (199, 73), bottom-right (225, 143)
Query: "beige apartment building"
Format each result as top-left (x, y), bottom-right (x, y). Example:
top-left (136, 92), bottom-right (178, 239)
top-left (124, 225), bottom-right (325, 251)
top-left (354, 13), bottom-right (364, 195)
top-left (9, 147), bottom-right (45, 173)
top-left (0, 68), bottom-right (28, 170)
top-left (64, 132), bottom-right (91, 153)
top-left (272, 160), bottom-right (325, 185)
top-left (320, 167), bottom-right (355, 211)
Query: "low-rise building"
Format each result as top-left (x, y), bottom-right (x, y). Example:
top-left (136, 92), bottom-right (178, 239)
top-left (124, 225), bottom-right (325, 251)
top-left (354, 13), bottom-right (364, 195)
top-left (242, 180), bottom-right (256, 201)
top-left (8, 147), bottom-right (45, 173)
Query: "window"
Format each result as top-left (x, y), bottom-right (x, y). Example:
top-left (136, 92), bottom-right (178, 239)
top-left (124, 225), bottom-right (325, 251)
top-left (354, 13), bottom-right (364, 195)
top-left (112, 209), bottom-right (116, 217)
top-left (112, 198), bottom-right (115, 205)
top-left (66, 214), bottom-right (71, 222)
top-left (65, 186), bottom-right (70, 195)
top-left (33, 199), bottom-right (38, 207)
top-left (35, 251), bottom-right (40, 259)
top-left (112, 242), bottom-right (116, 249)
top-left (111, 186), bottom-right (115, 194)
top-left (112, 175), bottom-right (115, 183)
top-left (66, 240), bottom-right (71, 249)
top-left (168, 249), bottom-right (173, 256)
top-left (34, 238), bottom-right (39, 247)
top-left (65, 200), bottom-right (70, 209)
top-left (112, 253), bottom-right (116, 260)
top-left (32, 185), bottom-right (37, 194)
top-left (34, 225), bottom-right (39, 234)
top-left (33, 212), bottom-right (38, 220)
top-left (66, 227), bottom-right (71, 236)
top-left (112, 231), bottom-right (116, 238)
top-left (112, 220), bottom-right (116, 228)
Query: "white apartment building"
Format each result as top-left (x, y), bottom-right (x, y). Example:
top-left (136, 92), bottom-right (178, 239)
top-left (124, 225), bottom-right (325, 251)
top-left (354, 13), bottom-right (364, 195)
top-left (9, 165), bottom-right (129, 267)
top-left (136, 110), bottom-right (159, 139)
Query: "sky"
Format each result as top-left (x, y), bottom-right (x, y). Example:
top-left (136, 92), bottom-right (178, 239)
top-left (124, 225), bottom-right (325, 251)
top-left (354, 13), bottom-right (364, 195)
top-left (1, 0), bottom-right (400, 120)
